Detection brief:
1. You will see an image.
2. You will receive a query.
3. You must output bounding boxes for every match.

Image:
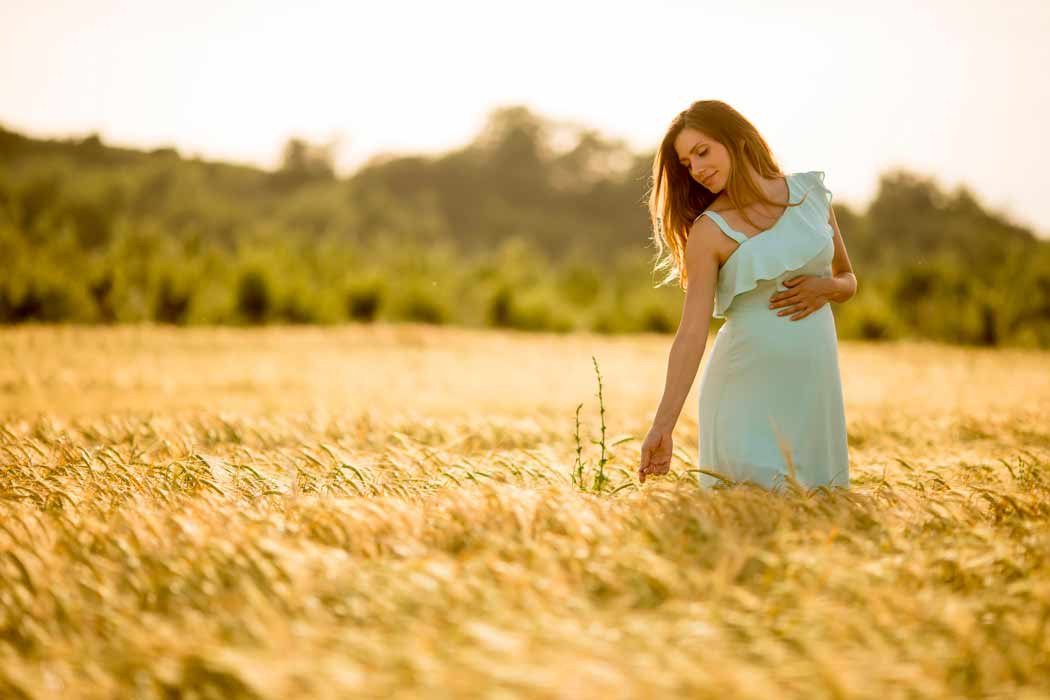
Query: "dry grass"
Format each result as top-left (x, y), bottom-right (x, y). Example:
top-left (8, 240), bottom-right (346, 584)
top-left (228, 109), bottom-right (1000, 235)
top-left (1, 323), bottom-right (1048, 699)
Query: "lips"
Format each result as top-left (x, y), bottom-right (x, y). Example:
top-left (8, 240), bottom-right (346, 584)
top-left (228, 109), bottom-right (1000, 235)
top-left (702, 172), bottom-right (715, 187)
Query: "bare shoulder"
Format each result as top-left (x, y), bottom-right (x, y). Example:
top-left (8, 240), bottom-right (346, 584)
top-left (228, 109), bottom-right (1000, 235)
top-left (684, 214), bottom-right (724, 265)
top-left (687, 213), bottom-right (725, 249)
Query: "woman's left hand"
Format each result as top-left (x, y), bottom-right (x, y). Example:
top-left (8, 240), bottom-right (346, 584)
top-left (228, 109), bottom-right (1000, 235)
top-left (769, 275), bottom-right (833, 321)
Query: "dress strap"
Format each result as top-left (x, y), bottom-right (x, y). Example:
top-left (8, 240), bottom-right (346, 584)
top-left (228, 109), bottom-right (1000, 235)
top-left (700, 210), bottom-right (749, 244)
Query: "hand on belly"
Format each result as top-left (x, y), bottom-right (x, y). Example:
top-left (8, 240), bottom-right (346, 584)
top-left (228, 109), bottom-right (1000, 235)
top-left (768, 274), bottom-right (832, 321)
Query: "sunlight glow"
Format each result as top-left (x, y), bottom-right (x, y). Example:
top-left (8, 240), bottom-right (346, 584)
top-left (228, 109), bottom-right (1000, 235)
top-left (1, 0), bottom-right (1048, 234)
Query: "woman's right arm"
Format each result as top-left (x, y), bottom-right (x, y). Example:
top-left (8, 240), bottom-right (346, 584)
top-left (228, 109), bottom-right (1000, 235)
top-left (639, 217), bottom-right (722, 483)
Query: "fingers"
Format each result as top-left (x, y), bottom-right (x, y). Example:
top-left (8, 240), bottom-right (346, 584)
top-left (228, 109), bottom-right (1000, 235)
top-left (787, 300), bottom-right (827, 320)
top-left (639, 456), bottom-right (671, 483)
top-left (641, 458), bottom-right (671, 479)
top-left (772, 275), bottom-right (812, 302)
top-left (769, 291), bottom-right (800, 307)
top-left (776, 304), bottom-right (805, 317)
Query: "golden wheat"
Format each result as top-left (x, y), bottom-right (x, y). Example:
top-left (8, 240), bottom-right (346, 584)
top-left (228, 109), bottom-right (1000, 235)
top-left (0, 323), bottom-right (1047, 699)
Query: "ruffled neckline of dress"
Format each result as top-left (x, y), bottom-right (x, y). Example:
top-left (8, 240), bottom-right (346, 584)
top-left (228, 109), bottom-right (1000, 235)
top-left (705, 171), bottom-right (834, 318)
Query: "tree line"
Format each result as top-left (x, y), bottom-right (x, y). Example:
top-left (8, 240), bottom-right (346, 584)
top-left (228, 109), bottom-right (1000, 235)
top-left (1, 106), bottom-right (1047, 347)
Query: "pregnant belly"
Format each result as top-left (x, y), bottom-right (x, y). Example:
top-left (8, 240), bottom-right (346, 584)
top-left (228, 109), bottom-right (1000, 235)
top-left (721, 300), bottom-right (839, 369)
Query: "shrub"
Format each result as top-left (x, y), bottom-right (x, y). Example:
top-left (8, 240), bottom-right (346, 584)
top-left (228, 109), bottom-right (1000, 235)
top-left (486, 285), bottom-right (573, 332)
top-left (346, 279), bottom-right (384, 322)
top-left (634, 302), bottom-right (676, 334)
top-left (558, 264), bottom-right (602, 307)
top-left (153, 274), bottom-right (193, 325)
top-left (0, 271), bottom-right (88, 322)
top-left (235, 267), bottom-right (271, 323)
top-left (88, 270), bottom-right (117, 322)
top-left (487, 285), bottom-right (514, 328)
top-left (397, 287), bottom-right (449, 325)
top-left (278, 288), bottom-right (318, 324)
top-left (837, 289), bottom-right (898, 341)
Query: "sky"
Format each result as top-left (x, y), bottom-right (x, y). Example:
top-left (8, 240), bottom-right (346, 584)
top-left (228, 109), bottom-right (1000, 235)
top-left (2, 0), bottom-right (1049, 237)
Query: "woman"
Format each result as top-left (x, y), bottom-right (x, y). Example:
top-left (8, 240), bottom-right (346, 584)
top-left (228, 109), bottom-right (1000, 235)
top-left (637, 100), bottom-right (856, 491)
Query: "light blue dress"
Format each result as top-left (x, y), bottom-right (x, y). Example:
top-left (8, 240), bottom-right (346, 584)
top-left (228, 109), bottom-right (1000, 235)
top-left (696, 171), bottom-right (850, 492)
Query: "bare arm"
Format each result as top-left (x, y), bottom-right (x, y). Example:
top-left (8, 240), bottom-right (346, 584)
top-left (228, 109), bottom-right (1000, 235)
top-left (639, 218), bottom-right (721, 482)
top-left (650, 218), bottom-right (721, 432)
top-left (826, 205), bottom-right (857, 303)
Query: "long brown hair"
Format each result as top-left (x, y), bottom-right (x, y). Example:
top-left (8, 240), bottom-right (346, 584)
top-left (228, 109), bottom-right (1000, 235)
top-left (646, 100), bottom-right (806, 290)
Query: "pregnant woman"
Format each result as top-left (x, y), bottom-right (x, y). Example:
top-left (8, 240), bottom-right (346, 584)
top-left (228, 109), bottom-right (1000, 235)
top-left (637, 100), bottom-right (856, 491)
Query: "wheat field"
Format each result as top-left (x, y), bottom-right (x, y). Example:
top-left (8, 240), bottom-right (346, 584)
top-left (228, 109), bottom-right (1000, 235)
top-left (1, 323), bottom-right (1048, 699)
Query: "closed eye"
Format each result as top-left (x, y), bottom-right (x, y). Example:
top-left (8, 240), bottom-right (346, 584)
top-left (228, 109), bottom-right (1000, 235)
top-left (679, 148), bottom-right (708, 167)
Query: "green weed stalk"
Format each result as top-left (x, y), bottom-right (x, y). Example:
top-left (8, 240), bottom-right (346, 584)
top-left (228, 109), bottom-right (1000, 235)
top-left (590, 356), bottom-right (609, 492)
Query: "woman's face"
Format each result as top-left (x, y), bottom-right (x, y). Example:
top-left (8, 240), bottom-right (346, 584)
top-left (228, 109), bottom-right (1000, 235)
top-left (673, 126), bottom-right (731, 193)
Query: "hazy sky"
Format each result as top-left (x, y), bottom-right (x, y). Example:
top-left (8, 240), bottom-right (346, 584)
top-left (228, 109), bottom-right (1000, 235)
top-left (2, 0), bottom-right (1049, 236)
